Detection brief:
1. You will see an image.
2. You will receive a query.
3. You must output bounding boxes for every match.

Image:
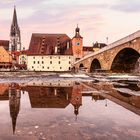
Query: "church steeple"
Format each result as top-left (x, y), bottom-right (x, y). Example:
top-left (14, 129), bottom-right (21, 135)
top-left (10, 6), bottom-right (21, 52)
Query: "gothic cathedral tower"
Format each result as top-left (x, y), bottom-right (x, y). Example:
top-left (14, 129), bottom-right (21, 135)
top-left (72, 25), bottom-right (83, 61)
top-left (9, 6), bottom-right (21, 52)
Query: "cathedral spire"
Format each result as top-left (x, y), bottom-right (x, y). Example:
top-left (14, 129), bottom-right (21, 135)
top-left (10, 6), bottom-right (21, 52)
top-left (12, 6), bottom-right (18, 27)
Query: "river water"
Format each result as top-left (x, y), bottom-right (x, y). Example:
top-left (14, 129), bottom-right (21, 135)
top-left (0, 74), bottom-right (140, 140)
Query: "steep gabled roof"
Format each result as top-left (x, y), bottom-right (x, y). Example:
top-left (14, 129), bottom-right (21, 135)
top-left (28, 33), bottom-right (73, 55)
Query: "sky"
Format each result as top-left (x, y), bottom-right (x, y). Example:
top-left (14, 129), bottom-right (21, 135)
top-left (0, 0), bottom-right (140, 49)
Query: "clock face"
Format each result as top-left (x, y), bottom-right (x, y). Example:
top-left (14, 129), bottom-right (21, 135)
top-left (76, 42), bottom-right (80, 46)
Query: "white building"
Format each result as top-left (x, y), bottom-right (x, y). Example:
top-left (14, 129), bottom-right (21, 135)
top-left (18, 50), bottom-right (28, 65)
top-left (27, 55), bottom-right (73, 71)
top-left (27, 33), bottom-right (74, 71)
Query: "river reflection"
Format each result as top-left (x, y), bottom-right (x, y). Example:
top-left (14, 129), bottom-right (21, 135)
top-left (0, 79), bottom-right (140, 140)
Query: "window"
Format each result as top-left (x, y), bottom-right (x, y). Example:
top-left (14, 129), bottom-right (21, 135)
top-left (59, 56), bottom-right (60, 59)
top-left (60, 67), bottom-right (62, 69)
top-left (42, 61), bottom-right (44, 64)
top-left (69, 61), bottom-right (71, 64)
top-left (69, 67), bottom-right (71, 70)
top-left (33, 61), bottom-right (35, 64)
top-left (50, 56), bottom-right (52, 59)
top-left (38, 61), bottom-right (39, 64)
top-left (32, 66), bottom-right (34, 69)
top-left (47, 67), bottom-right (49, 69)
top-left (42, 66), bottom-right (44, 69)
top-left (33, 57), bottom-right (35, 59)
top-left (42, 57), bottom-right (44, 59)
top-left (50, 61), bottom-right (52, 64)
top-left (58, 61), bottom-right (60, 64)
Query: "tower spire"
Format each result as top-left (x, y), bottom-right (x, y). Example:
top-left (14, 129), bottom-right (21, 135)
top-left (10, 6), bottom-right (21, 52)
top-left (74, 24), bottom-right (82, 38)
top-left (12, 6), bottom-right (18, 27)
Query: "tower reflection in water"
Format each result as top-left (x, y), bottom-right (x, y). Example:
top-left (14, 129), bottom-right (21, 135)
top-left (0, 83), bottom-right (21, 134)
top-left (0, 80), bottom-right (139, 134)
top-left (9, 83), bottom-right (21, 134)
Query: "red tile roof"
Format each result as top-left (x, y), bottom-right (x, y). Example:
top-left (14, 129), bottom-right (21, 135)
top-left (0, 40), bottom-right (9, 51)
top-left (12, 51), bottom-right (20, 56)
top-left (83, 46), bottom-right (93, 51)
top-left (28, 33), bottom-right (73, 55)
top-left (20, 50), bottom-right (28, 55)
top-left (93, 42), bottom-right (107, 48)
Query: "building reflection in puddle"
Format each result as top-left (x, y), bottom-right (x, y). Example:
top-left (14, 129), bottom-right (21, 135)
top-left (0, 80), bottom-right (140, 135)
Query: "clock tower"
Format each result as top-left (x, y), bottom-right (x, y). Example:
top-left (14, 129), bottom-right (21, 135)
top-left (72, 25), bottom-right (83, 61)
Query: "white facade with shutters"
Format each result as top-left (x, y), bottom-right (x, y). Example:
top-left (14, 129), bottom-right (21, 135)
top-left (27, 55), bottom-right (74, 71)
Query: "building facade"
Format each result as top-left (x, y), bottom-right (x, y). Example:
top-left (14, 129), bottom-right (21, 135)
top-left (27, 55), bottom-right (73, 71)
top-left (27, 33), bottom-right (74, 71)
top-left (83, 46), bottom-right (94, 56)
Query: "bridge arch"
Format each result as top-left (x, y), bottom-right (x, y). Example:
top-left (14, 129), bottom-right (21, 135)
top-left (79, 63), bottom-right (84, 69)
top-left (111, 48), bottom-right (140, 72)
top-left (90, 59), bottom-right (101, 72)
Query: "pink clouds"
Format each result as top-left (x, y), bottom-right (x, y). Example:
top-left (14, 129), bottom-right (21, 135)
top-left (0, 0), bottom-right (140, 49)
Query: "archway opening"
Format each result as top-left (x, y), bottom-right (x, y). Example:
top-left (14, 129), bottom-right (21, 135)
top-left (90, 59), bottom-right (101, 72)
top-left (111, 48), bottom-right (140, 73)
top-left (79, 63), bottom-right (84, 69)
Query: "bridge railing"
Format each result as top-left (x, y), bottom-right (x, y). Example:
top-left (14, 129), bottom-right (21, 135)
top-left (75, 30), bottom-right (140, 64)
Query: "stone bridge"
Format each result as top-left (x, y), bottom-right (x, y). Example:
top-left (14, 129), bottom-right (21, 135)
top-left (74, 30), bottom-right (140, 73)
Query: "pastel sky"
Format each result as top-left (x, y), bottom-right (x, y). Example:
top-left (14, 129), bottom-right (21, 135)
top-left (0, 0), bottom-right (140, 49)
